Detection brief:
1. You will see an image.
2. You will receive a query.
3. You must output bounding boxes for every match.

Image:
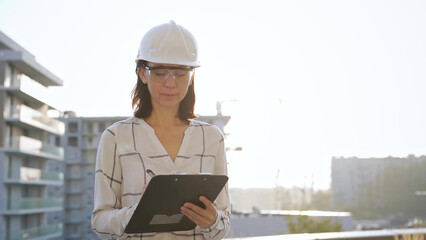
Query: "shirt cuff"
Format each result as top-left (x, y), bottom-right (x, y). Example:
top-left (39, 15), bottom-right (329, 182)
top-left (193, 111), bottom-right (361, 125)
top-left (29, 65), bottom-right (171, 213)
top-left (200, 210), bottom-right (224, 233)
top-left (124, 205), bottom-right (136, 226)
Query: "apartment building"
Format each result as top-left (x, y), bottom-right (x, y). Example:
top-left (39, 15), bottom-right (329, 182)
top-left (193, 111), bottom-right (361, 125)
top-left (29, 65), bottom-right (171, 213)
top-left (0, 31), bottom-right (65, 239)
top-left (331, 155), bottom-right (426, 209)
top-left (58, 112), bottom-right (126, 239)
top-left (59, 113), bottom-right (230, 239)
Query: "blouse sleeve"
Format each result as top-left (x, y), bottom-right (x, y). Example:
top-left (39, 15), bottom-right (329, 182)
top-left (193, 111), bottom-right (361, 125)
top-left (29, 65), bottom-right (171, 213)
top-left (91, 129), bottom-right (135, 239)
top-left (200, 135), bottom-right (231, 239)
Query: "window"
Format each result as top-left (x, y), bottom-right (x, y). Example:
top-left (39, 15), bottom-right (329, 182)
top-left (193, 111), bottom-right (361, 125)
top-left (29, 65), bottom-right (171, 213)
top-left (98, 122), bottom-right (106, 132)
top-left (68, 122), bottom-right (78, 133)
top-left (68, 137), bottom-right (78, 147)
top-left (87, 123), bottom-right (93, 133)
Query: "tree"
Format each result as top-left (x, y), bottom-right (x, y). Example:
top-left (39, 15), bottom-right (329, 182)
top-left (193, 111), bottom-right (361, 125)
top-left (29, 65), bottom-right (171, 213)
top-left (350, 160), bottom-right (426, 220)
top-left (286, 215), bottom-right (342, 234)
top-left (311, 190), bottom-right (333, 210)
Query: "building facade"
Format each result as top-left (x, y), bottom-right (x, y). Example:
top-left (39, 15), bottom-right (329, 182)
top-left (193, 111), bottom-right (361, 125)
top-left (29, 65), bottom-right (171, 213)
top-left (0, 31), bottom-right (65, 240)
top-left (331, 155), bottom-right (426, 210)
top-left (59, 113), bottom-right (126, 239)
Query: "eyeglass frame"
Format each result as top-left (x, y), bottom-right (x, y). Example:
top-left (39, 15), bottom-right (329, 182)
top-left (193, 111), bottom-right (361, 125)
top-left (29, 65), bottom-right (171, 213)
top-left (141, 63), bottom-right (195, 84)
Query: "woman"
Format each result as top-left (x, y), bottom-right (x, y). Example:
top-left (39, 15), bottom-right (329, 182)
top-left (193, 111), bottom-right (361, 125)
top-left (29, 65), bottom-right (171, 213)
top-left (91, 20), bottom-right (231, 240)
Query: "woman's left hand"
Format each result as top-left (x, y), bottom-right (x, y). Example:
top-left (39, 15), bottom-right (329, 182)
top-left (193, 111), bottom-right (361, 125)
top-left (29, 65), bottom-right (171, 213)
top-left (181, 196), bottom-right (218, 229)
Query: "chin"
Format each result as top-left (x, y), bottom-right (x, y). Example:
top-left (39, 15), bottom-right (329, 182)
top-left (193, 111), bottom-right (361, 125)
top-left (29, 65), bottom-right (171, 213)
top-left (158, 100), bottom-right (181, 108)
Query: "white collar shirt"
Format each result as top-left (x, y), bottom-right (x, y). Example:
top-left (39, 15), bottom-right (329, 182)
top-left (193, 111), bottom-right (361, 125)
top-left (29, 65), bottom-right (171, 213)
top-left (91, 117), bottom-right (231, 239)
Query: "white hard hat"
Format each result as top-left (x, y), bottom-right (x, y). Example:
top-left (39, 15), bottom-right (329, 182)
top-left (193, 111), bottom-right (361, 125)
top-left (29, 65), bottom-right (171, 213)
top-left (136, 20), bottom-right (200, 67)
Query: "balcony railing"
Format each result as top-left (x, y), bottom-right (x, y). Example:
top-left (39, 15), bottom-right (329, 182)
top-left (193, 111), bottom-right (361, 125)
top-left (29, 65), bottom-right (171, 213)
top-left (65, 201), bottom-right (83, 209)
top-left (65, 213), bottom-right (84, 223)
top-left (66, 171), bottom-right (84, 179)
top-left (6, 104), bottom-right (65, 135)
top-left (66, 186), bottom-right (84, 194)
top-left (2, 223), bottom-right (63, 240)
top-left (4, 136), bottom-right (64, 160)
top-left (65, 231), bottom-right (82, 239)
top-left (10, 198), bottom-right (63, 210)
top-left (6, 166), bottom-right (63, 185)
top-left (1, 197), bottom-right (63, 215)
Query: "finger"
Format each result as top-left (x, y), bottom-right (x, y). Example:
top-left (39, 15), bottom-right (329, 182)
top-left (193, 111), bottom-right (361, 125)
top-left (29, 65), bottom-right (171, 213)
top-left (181, 206), bottom-right (202, 221)
top-left (199, 197), bottom-right (218, 220)
top-left (181, 206), bottom-right (214, 228)
top-left (182, 201), bottom-right (216, 221)
top-left (199, 196), bottom-right (216, 212)
top-left (182, 197), bottom-right (217, 225)
top-left (181, 206), bottom-right (209, 227)
top-left (183, 202), bottom-right (205, 215)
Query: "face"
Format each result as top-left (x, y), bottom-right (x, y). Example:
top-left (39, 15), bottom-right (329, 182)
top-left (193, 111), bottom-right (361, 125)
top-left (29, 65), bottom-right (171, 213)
top-left (138, 62), bottom-right (194, 111)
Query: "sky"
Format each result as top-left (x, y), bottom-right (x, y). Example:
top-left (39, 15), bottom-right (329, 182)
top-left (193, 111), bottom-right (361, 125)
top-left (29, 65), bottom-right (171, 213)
top-left (1, 0), bottom-right (425, 190)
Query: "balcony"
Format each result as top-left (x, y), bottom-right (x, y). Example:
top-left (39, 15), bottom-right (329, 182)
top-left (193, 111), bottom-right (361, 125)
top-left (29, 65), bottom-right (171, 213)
top-left (0, 73), bottom-right (60, 110)
top-left (66, 186), bottom-right (84, 195)
top-left (66, 152), bottom-right (96, 165)
top-left (66, 170), bottom-right (84, 180)
top-left (19, 197), bottom-right (63, 209)
top-left (65, 232), bottom-right (82, 239)
top-left (65, 213), bottom-right (84, 223)
top-left (65, 147), bottom-right (80, 161)
top-left (80, 153), bottom-right (96, 165)
top-left (1, 223), bottom-right (63, 240)
top-left (80, 137), bottom-right (101, 150)
top-left (65, 201), bottom-right (83, 209)
top-left (1, 136), bottom-right (64, 161)
top-left (5, 104), bottom-right (65, 135)
top-left (4, 166), bottom-right (64, 186)
top-left (1, 198), bottom-right (63, 215)
top-left (0, 49), bottom-right (63, 86)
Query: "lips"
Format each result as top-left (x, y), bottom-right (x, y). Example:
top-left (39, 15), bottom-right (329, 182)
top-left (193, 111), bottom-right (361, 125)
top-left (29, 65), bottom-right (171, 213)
top-left (161, 93), bottom-right (177, 97)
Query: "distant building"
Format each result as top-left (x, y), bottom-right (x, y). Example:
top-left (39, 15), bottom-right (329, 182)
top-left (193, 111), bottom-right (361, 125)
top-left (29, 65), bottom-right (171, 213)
top-left (0, 31), bottom-right (65, 239)
top-left (331, 155), bottom-right (426, 209)
top-left (58, 113), bottom-right (126, 239)
top-left (228, 209), bottom-right (354, 238)
top-left (58, 113), bottom-right (230, 239)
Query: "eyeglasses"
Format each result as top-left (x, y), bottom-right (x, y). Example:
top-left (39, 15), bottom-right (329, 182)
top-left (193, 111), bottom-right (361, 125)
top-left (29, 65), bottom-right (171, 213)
top-left (142, 64), bottom-right (194, 84)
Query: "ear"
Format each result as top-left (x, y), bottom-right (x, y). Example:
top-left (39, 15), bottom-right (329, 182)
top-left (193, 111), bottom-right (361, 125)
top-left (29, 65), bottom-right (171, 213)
top-left (137, 67), bottom-right (148, 84)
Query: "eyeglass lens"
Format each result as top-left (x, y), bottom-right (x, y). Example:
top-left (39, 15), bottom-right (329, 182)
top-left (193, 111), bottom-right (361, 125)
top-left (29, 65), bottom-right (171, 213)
top-left (149, 68), bottom-right (193, 83)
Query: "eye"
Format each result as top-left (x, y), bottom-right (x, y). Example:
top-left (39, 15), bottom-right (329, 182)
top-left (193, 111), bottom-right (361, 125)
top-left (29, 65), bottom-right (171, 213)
top-left (152, 69), bottom-right (167, 76)
top-left (174, 70), bottom-right (187, 77)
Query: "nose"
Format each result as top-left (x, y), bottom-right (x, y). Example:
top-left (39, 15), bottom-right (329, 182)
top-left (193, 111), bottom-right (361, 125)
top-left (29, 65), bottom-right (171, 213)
top-left (163, 74), bottom-right (177, 87)
top-left (165, 73), bottom-right (176, 80)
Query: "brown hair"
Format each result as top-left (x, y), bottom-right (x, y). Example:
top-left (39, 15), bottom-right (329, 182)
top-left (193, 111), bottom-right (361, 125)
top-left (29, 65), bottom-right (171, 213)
top-left (131, 61), bottom-right (197, 122)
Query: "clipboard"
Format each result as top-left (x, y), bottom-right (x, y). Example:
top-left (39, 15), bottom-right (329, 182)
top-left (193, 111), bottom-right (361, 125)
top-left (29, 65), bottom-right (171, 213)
top-left (124, 174), bottom-right (228, 234)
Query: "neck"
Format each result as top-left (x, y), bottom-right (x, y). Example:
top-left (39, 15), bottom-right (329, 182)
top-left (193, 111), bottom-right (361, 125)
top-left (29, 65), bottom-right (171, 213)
top-left (145, 108), bottom-right (186, 128)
